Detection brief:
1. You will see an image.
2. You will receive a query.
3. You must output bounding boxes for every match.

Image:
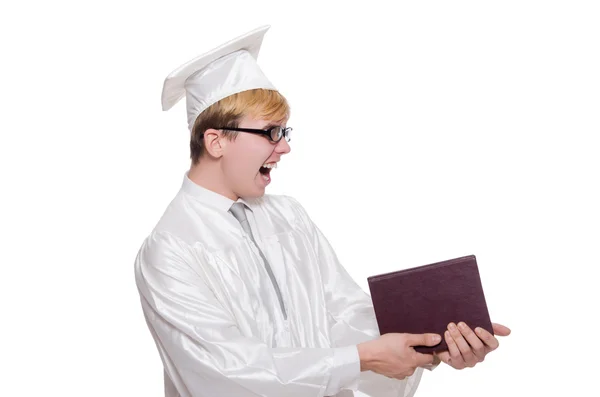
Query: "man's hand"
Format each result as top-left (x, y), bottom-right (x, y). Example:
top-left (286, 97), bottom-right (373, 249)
top-left (435, 322), bottom-right (511, 370)
top-left (357, 332), bottom-right (441, 380)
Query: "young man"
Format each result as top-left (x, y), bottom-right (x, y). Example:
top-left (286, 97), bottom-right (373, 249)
top-left (134, 25), bottom-right (510, 397)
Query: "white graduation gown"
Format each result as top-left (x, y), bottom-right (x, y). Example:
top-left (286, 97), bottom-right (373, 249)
top-left (134, 172), bottom-right (424, 396)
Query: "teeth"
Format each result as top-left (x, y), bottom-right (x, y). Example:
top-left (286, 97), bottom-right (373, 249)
top-left (261, 162), bottom-right (278, 169)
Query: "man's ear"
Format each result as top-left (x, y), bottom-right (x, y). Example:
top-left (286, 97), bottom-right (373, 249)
top-left (203, 128), bottom-right (228, 158)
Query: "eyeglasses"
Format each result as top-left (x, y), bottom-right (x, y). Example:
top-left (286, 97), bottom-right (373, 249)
top-left (216, 125), bottom-right (293, 143)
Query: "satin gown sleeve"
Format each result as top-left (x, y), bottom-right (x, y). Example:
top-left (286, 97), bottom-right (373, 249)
top-left (287, 196), bottom-right (424, 397)
top-left (135, 230), bottom-right (359, 397)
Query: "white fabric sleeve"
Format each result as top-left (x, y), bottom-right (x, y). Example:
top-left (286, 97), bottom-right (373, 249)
top-left (324, 345), bottom-right (361, 395)
top-left (135, 230), bottom-right (355, 397)
top-left (287, 196), bottom-right (425, 397)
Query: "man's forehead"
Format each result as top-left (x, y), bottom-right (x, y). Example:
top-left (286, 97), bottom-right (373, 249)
top-left (243, 115), bottom-right (288, 128)
top-left (261, 120), bottom-right (287, 127)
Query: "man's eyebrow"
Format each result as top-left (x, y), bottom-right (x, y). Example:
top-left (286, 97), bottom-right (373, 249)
top-left (262, 123), bottom-right (279, 129)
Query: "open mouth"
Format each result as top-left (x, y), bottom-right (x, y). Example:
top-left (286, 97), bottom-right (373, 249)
top-left (258, 162), bottom-right (277, 184)
top-left (259, 166), bottom-right (271, 176)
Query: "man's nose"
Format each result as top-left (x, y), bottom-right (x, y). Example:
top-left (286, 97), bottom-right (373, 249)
top-left (275, 138), bottom-right (291, 154)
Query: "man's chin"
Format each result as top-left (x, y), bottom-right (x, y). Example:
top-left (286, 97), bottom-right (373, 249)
top-left (238, 185), bottom-right (266, 200)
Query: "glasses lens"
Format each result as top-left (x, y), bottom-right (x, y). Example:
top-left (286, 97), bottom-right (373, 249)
top-left (285, 127), bottom-right (292, 142)
top-left (271, 126), bottom-right (283, 141)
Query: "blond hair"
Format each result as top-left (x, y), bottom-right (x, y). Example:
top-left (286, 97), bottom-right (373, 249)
top-left (190, 89), bottom-right (290, 164)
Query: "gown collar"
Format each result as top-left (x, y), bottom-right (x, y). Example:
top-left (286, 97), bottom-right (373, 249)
top-left (181, 170), bottom-right (253, 212)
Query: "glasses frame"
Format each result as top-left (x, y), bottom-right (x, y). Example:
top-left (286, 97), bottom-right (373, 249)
top-left (215, 126), bottom-right (292, 143)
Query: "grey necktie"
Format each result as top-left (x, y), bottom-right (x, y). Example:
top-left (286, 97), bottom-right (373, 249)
top-left (229, 202), bottom-right (287, 319)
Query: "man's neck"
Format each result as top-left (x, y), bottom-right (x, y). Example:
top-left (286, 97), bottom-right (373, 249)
top-left (187, 162), bottom-right (238, 201)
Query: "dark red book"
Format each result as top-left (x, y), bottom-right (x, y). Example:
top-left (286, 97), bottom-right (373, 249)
top-left (367, 255), bottom-right (494, 354)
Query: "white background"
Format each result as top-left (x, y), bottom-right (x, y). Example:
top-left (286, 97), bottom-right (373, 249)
top-left (1, 0), bottom-right (598, 396)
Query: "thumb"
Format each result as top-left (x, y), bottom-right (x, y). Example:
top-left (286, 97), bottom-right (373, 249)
top-left (405, 333), bottom-right (442, 347)
top-left (492, 323), bottom-right (511, 336)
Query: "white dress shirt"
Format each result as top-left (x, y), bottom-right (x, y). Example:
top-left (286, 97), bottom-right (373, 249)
top-left (134, 171), bottom-right (425, 396)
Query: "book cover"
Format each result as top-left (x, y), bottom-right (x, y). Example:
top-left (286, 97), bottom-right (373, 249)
top-left (367, 255), bottom-right (493, 354)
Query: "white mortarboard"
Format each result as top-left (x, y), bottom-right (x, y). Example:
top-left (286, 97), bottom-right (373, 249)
top-left (161, 25), bottom-right (277, 132)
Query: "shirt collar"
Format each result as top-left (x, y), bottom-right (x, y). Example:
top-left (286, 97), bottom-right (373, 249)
top-left (181, 170), bottom-right (253, 212)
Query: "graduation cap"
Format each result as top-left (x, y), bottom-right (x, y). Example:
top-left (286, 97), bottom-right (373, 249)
top-left (161, 25), bottom-right (277, 132)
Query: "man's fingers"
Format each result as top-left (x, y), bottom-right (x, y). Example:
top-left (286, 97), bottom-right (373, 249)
top-left (492, 323), bottom-right (511, 336)
top-left (476, 327), bottom-right (500, 350)
top-left (457, 322), bottom-right (486, 361)
top-left (445, 330), bottom-right (465, 369)
top-left (405, 333), bottom-right (442, 347)
top-left (435, 350), bottom-right (451, 365)
top-left (414, 352), bottom-right (435, 367)
top-left (448, 323), bottom-right (475, 360)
